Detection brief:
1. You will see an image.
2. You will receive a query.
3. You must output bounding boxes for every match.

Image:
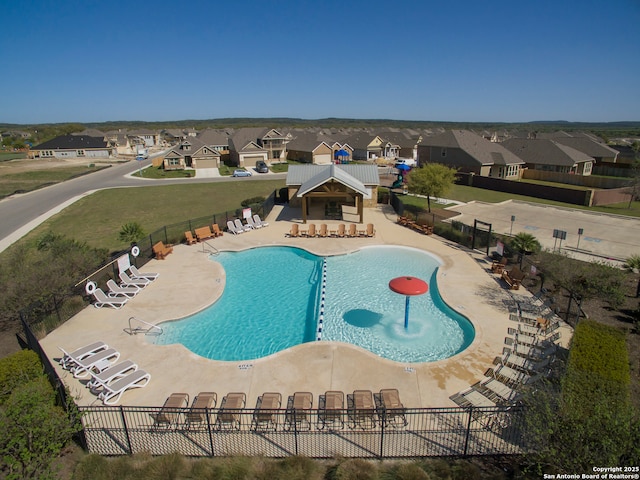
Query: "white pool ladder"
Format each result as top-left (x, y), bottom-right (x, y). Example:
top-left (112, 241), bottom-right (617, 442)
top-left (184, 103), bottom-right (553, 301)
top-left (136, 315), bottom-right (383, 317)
top-left (124, 317), bottom-right (163, 336)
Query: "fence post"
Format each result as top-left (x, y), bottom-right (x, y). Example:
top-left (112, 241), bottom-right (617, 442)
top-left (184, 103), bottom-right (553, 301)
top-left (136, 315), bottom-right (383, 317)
top-left (379, 410), bottom-right (385, 459)
top-left (463, 407), bottom-right (473, 456)
top-left (293, 410), bottom-right (299, 456)
top-left (206, 407), bottom-right (215, 456)
top-left (120, 406), bottom-right (133, 454)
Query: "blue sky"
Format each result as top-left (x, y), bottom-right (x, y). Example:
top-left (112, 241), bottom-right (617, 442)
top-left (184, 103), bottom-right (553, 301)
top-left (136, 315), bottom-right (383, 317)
top-left (1, 0), bottom-right (639, 124)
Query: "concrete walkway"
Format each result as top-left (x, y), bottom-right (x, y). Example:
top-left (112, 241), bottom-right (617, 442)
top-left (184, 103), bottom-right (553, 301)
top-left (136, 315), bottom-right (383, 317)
top-left (40, 205), bottom-right (572, 409)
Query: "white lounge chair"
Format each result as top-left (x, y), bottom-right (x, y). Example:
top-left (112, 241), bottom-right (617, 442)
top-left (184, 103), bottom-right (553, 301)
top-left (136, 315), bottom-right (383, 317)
top-left (98, 369), bottom-right (151, 405)
top-left (59, 341), bottom-right (108, 370)
top-left (119, 270), bottom-right (150, 288)
top-left (92, 288), bottom-right (129, 309)
top-left (87, 359), bottom-right (138, 392)
top-left (246, 216), bottom-right (262, 229)
top-left (253, 214), bottom-right (269, 227)
top-left (70, 347), bottom-right (120, 378)
top-left (106, 279), bottom-right (139, 298)
top-left (129, 265), bottom-right (159, 281)
top-left (227, 220), bottom-right (243, 235)
top-left (234, 218), bottom-right (252, 233)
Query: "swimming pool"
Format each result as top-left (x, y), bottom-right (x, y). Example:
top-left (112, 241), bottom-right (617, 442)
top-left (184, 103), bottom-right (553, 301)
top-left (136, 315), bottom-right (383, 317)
top-left (154, 246), bottom-right (475, 363)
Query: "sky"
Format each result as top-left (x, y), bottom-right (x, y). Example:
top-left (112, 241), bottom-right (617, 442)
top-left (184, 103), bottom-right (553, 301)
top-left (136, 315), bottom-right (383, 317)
top-left (1, 0), bottom-right (639, 125)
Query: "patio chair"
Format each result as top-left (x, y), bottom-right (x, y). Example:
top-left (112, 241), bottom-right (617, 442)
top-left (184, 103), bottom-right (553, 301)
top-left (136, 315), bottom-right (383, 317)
top-left (288, 224), bottom-right (299, 237)
top-left (450, 387), bottom-right (496, 408)
top-left (253, 214), bottom-right (269, 227)
top-left (234, 218), bottom-right (252, 233)
top-left (152, 241), bottom-right (173, 260)
top-left (246, 216), bottom-right (261, 229)
top-left (305, 224), bottom-right (317, 237)
top-left (98, 369), bottom-right (151, 405)
top-left (473, 378), bottom-right (519, 404)
top-left (106, 279), bottom-right (139, 299)
top-left (91, 288), bottom-right (129, 309)
top-left (70, 347), bottom-right (120, 379)
top-left (211, 224), bottom-right (224, 236)
top-left (349, 390), bottom-right (377, 429)
top-left (285, 392), bottom-right (313, 431)
top-left (58, 341), bottom-right (108, 370)
top-left (347, 224), bottom-right (357, 237)
top-left (317, 391), bottom-right (344, 430)
top-left (227, 220), bottom-right (243, 235)
top-left (150, 392), bottom-right (190, 430)
top-left (129, 265), bottom-right (159, 281)
top-left (491, 257), bottom-right (508, 273)
top-left (216, 392), bottom-right (246, 430)
top-left (335, 224), bottom-right (346, 237)
top-left (184, 231), bottom-right (197, 245)
top-left (87, 359), bottom-right (138, 393)
top-left (195, 225), bottom-right (216, 241)
top-left (376, 388), bottom-right (407, 428)
top-left (364, 223), bottom-right (375, 237)
top-left (119, 270), bottom-right (150, 288)
top-left (252, 392), bottom-right (281, 431)
top-left (186, 392), bottom-right (217, 429)
top-left (318, 224), bottom-right (329, 237)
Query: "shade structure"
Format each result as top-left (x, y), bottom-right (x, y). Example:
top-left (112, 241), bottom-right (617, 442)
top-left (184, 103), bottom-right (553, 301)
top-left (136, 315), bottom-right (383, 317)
top-left (389, 276), bottom-right (429, 329)
top-left (335, 149), bottom-right (349, 158)
top-left (396, 163), bottom-right (411, 171)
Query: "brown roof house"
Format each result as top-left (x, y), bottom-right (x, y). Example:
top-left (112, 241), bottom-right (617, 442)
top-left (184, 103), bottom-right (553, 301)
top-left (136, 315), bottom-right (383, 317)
top-left (417, 130), bottom-right (525, 179)
top-left (158, 137), bottom-right (221, 171)
top-left (228, 128), bottom-right (290, 167)
top-left (501, 138), bottom-right (595, 175)
top-left (286, 129), bottom-right (354, 164)
top-left (286, 164), bottom-right (380, 224)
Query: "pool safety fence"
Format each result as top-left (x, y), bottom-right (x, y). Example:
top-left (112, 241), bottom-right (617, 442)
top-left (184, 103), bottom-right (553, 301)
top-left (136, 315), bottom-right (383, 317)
top-left (316, 258), bottom-right (328, 341)
top-left (78, 403), bottom-right (525, 458)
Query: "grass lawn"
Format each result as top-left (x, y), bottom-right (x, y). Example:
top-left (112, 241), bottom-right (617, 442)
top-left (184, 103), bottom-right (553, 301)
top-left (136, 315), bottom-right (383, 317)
top-left (19, 179), bottom-right (285, 252)
top-left (0, 152), bottom-right (27, 161)
top-left (0, 165), bottom-right (105, 198)
top-left (130, 166), bottom-right (195, 179)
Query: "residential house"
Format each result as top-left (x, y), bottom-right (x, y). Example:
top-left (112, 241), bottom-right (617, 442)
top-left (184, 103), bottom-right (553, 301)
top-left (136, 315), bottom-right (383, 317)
top-left (501, 138), bottom-right (594, 175)
top-left (286, 164), bottom-right (380, 224)
top-left (228, 128), bottom-right (290, 167)
top-left (286, 129), bottom-right (353, 164)
top-left (30, 134), bottom-right (111, 159)
top-left (128, 128), bottom-right (160, 147)
top-left (158, 137), bottom-right (221, 171)
top-left (417, 129), bottom-right (524, 179)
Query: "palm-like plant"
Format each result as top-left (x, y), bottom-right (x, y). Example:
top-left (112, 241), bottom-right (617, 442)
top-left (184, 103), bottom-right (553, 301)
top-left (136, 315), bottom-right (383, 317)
top-left (510, 232), bottom-right (541, 268)
top-left (118, 222), bottom-right (145, 245)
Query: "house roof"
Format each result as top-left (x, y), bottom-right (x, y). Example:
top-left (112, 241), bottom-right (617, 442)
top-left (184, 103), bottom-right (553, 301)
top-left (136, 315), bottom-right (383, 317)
top-left (33, 134), bottom-right (108, 150)
top-left (166, 137), bottom-right (221, 158)
top-left (229, 127), bottom-right (270, 152)
top-left (197, 129), bottom-right (230, 146)
top-left (501, 138), bottom-right (594, 166)
top-left (423, 130), bottom-right (525, 166)
top-left (550, 137), bottom-right (619, 158)
top-left (287, 164), bottom-right (380, 191)
top-left (291, 164), bottom-right (373, 197)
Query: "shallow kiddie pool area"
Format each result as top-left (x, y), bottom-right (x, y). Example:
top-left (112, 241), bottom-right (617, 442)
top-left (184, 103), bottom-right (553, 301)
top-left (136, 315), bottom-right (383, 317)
top-left (154, 245), bottom-right (475, 363)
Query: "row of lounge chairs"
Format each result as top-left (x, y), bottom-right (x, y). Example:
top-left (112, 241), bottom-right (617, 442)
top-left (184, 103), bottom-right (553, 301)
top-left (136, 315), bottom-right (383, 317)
top-left (397, 216), bottom-right (434, 235)
top-left (59, 341), bottom-right (151, 405)
top-left (148, 388), bottom-right (406, 432)
top-left (89, 266), bottom-right (159, 309)
top-left (185, 224), bottom-right (224, 244)
top-left (288, 223), bottom-right (375, 238)
top-left (227, 215), bottom-right (269, 235)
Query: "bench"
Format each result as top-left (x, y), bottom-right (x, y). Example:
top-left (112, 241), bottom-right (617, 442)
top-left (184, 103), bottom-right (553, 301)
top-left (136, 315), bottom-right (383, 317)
top-left (502, 267), bottom-right (526, 290)
top-left (195, 226), bottom-right (215, 242)
top-left (152, 241), bottom-right (173, 260)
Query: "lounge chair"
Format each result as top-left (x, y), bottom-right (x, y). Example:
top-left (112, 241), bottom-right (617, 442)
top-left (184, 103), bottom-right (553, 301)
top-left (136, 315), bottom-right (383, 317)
top-left (377, 388), bottom-right (407, 428)
top-left (253, 214), bottom-right (269, 227)
top-left (98, 369), bottom-right (151, 405)
top-left (216, 392), bottom-right (246, 430)
top-left (227, 220), bottom-right (243, 235)
top-left (335, 224), bottom-right (346, 237)
top-left (87, 359), bottom-right (138, 392)
top-left (318, 224), bottom-right (328, 237)
top-left (364, 223), bottom-right (375, 237)
top-left (152, 241), bottom-right (173, 260)
top-left (318, 390), bottom-right (344, 430)
top-left (347, 224), bottom-right (357, 237)
top-left (150, 392), bottom-right (190, 430)
top-left (491, 257), bottom-right (508, 273)
top-left (70, 347), bottom-right (120, 378)
top-left (349, 390), bottom-right (376, 429)
top-left (106, 279), bottom-right (139, 299)
top-left (305, 224), bottom-right (317, 237)
top-left (285, 391), bottom-right (313, 431)
top-left (211, 224), bottom-right (224, 237)
top-left (246, 216), bottom-right (261, 229)
top-left (119, 270), bottom-right (150, 288)
top-left (252, 392), bottom-right (281, 431)
top-left (184, 231), bottom-right (197, 245)
top-left (186, 392), bottom-right (218, 428)
top-left (59, 341), bottom-right (108, 370)
top-left (129, 265), bottom-right (159, 281)
top-left (502, 267), bottom-right (526, 290)
top-left (473, 378), bottom-right (519, 404)
top-left (92, 288), bottom-right (129, 309)
top-left (234, 218), bottom-right (252, 233)
top-left (195, 226), bottom-right (216, 242)
top-left (450, 387), bottom-right (497, 408)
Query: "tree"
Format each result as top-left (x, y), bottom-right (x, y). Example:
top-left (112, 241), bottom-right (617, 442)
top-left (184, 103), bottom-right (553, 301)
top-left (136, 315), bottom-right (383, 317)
top-left (406, 163), bottom-right (457, 212)
top-left (509, 232), bottom-right (541, 268)
top-left (118, 222), bottom-right (146, 245)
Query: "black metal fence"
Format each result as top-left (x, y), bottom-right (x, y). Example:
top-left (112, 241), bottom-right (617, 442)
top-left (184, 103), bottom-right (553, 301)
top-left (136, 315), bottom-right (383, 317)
top-left (78, 404), bottom-right (525, 458)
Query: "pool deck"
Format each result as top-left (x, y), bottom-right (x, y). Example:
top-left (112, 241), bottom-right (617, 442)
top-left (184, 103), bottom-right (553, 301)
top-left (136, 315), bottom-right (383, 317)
top-left (40, 204), bottom-right (572, 409)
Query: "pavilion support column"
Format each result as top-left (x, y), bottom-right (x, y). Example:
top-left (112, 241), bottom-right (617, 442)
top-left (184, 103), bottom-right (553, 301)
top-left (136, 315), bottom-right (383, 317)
top-left (358, 195), bottom-right (364, 223)
top-left (302, 196), bottom-right (308, 224)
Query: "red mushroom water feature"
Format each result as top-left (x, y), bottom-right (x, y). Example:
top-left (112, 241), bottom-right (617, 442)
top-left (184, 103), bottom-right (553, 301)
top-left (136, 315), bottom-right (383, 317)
top-left (389, 276), bottom-right (429, 329)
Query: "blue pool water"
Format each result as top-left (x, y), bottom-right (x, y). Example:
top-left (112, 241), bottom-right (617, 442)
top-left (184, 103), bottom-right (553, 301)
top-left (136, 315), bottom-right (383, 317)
top-left (154, 246), bottom-right (475, 363)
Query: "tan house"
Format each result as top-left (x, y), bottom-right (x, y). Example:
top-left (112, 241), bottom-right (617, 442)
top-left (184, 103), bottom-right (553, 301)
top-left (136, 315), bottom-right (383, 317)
top-left (286, 164), bottom-right (380, 224)
top-left (157, 138), bottom-right (221, 171)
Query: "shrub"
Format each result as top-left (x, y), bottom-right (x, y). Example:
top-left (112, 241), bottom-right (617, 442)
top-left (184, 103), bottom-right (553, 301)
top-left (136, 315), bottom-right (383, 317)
top-left (334, 458), bottom-right (379, 480)
top-left (241, 196), bottom-right (266, 207)
top-left (0, 350), bottom-right (42, 405)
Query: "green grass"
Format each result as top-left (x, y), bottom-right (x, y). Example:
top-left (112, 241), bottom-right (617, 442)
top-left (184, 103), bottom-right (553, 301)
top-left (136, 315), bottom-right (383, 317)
top-left (20, 180), bottom-right (285, 252)
top-left (130, 166), bottom-right (195, 179)
top-left (0, 152), bottom-right (27, 161)
top-left (0, 165), bottom-right (105, 197)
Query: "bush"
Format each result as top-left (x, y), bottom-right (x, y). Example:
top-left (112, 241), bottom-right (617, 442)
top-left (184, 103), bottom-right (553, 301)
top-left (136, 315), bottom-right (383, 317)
top-left (241, 196), bottom-right (266, 207)
top-left (0, 350), bottom-right (42, 405)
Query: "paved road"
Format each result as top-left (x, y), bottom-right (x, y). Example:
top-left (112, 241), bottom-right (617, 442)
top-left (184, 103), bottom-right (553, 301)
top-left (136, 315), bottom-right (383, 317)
top-left (0, 158), bottom-right (285, 252)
